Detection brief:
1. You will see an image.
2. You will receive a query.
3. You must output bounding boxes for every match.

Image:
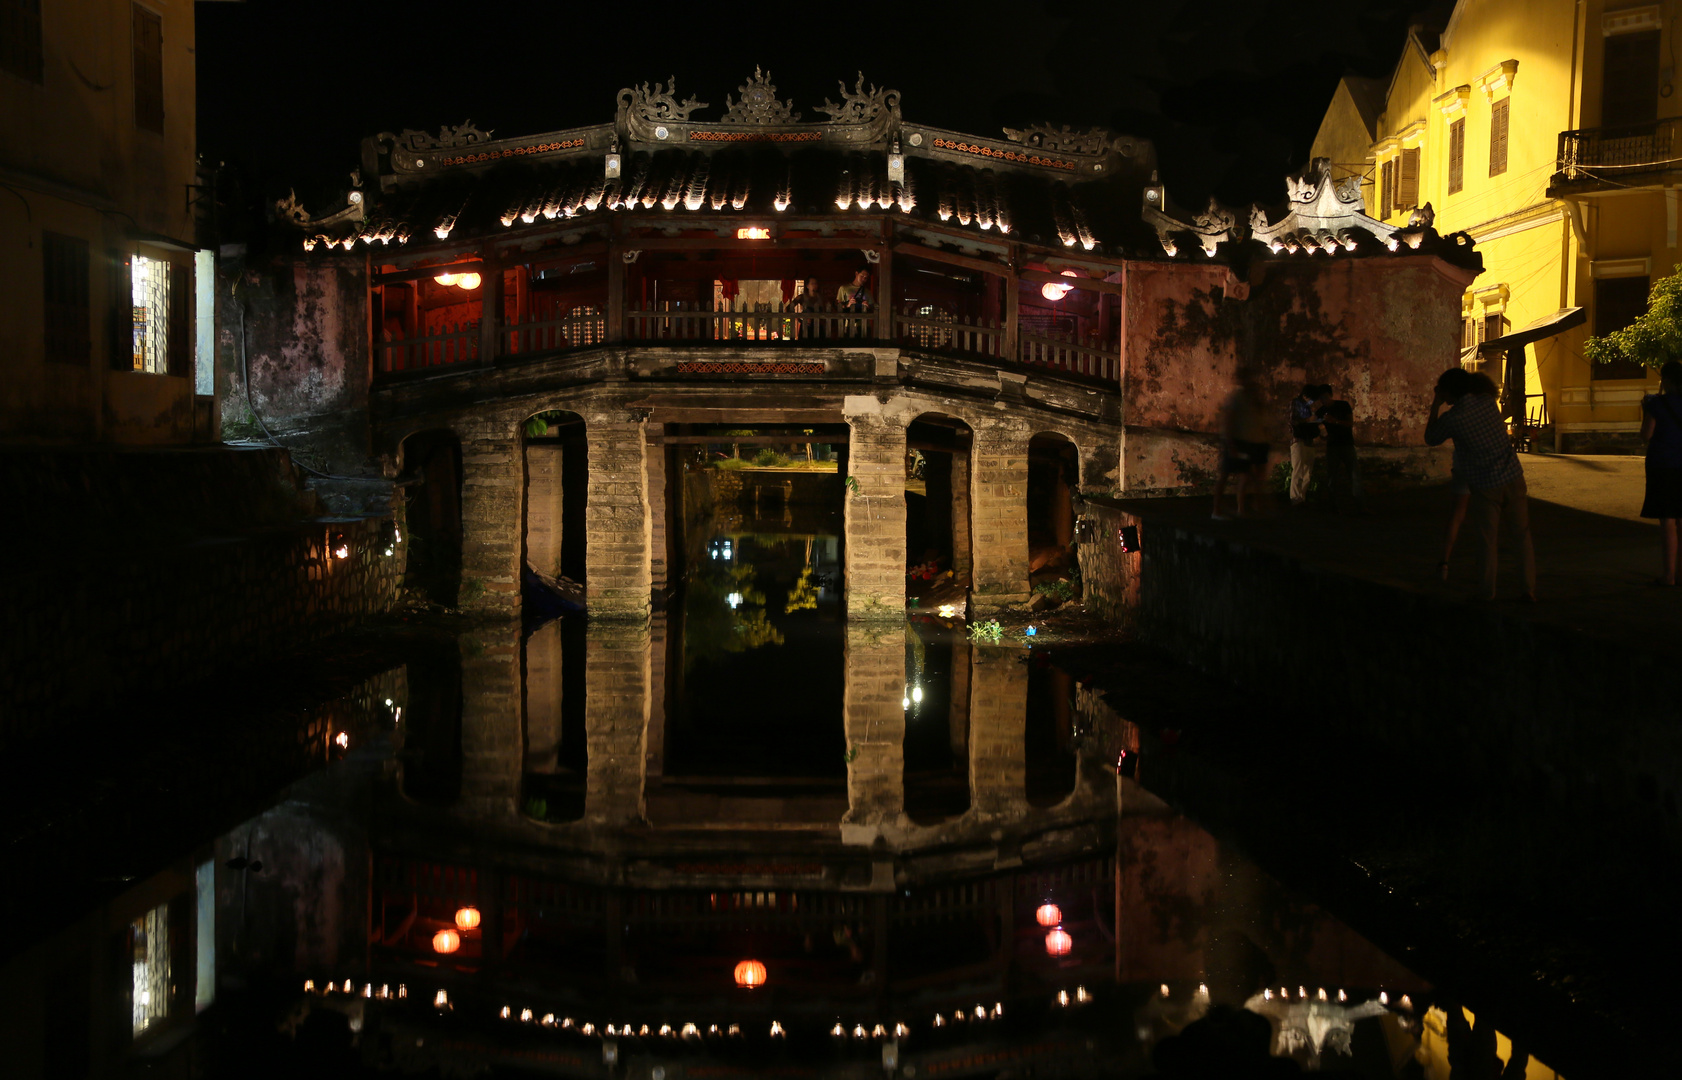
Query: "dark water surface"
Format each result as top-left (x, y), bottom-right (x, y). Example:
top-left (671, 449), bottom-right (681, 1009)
top-left (0, 504), bottom-right (1559, 1079)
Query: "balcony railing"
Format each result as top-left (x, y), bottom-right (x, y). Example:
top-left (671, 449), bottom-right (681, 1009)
top-left (1556, 116), bottom-right (1682, 177)
top-left (377, 308), bottom-right (1119, 384)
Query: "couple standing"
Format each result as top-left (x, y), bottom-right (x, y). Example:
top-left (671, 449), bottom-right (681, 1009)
top-left (1211, 373), bottom-right (1357, 519)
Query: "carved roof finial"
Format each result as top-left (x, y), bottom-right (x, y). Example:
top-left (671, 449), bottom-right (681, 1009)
top-left (722, 66), bottom-right (799, 123)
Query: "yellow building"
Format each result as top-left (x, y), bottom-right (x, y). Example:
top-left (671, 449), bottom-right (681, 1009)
top-left (1311, 0), bottom-right (1677, 451)
top-left (0, 0), bottom-right (216, 444)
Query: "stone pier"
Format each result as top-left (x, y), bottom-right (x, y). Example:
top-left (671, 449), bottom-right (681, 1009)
top-left (584, 624), bottom-right (649, 826)
top-left (969, 645), bottom-right (1028, 819)
top-left (585, 411), bottom-right (652, 621)
top-left (950, 446), bottom-right (973, 584)
top-left (458, 625), bottom-right (523, 819)
top-left (458, 422), bottom-right (524, 616)
top-left (524, 442), bottom-right (564, 579)
top-left (842, 623), bottom-right (907, 842)
top-left (523, 618), bottom-right (563, 774)
top-left (843, 398), bottom-right (909, 620)
top-left (970, 427), bottom-right (1032, 614)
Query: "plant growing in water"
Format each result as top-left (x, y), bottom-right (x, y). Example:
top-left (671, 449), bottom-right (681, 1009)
top-left (968, 619), bottom-right (1004, 643)
top-left (1033, 580), bottom-right (1076, 601)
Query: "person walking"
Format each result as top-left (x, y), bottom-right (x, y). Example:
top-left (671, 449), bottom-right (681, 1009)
top-left (1212, 367), bottom-right (1270, 520)
top-left (1639, 359), bottom-right (1682, 586)
top-left (1288, 383), bottom-right (1329, 506)
top-left (1425, 368), bottom-right (1536, 602)
top-left (1317, 387), bottom-right (1362, 513)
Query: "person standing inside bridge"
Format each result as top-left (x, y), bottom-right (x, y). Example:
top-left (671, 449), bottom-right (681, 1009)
top-left (1212, 366), bottom-right (1270, 520)
top-left (1425, 368), bottom-right (1536, 602)
top-left (1287, 383), bottom-right (1329, 506)
top-left (1639, 359), bottom-right (1682, 586)
top-left (837, 267), bottom-right (873, 339)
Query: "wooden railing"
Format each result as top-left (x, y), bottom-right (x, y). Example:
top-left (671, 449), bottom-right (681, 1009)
top-left (892, 308), bottom-right (1005, 358)
top-left (625, 308), bottom-right (872, 342)
top-left (505, 310), bottom-right (607, 355)
top-left (1019, 330), bottom-right (1119, 382)
top-left (378, 321), bottom-right (479, 374)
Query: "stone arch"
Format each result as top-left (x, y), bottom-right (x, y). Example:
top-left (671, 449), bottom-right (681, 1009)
top-left (395, 427), bottom-right (464, 607)
top-left (1027, 431), bottom-right (1080, 577)
top-left (520, 406), bottom-right (589, 594)
top-left (904, 411), bottom-right (975, 600)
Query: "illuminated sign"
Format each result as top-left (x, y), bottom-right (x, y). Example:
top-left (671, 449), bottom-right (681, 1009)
top-left (736, 227), bottom-right (771, 240)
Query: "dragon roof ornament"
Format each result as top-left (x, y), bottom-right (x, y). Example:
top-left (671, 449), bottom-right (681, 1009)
top-left (720, 67), bottom-right (799, 124)
top-left (1002, 123), bottom-right (1113, 157)
top-left (815, 72), bottom-right (901, 127)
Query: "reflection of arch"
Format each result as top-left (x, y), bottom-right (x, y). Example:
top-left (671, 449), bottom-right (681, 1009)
top-left (905, 413), bottom-right (975, 593)
top-left (521, 408), bottom-right (588, 587)
top-left (520, 616), bottom-right (587, 824)
top-left (903, 627), bottom-right (972, 824)
top-left (397, 429), bottom-right (463, 607)
top-left (1027, 432), bottom-right (1080, 576)
top-left (1025, 662), bottom-right (1077, 808)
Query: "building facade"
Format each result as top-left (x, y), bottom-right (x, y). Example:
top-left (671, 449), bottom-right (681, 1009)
top-left (1311, 0), bottom-right (1680, 451)
top-left (0, 0), bottom-right (216, 444)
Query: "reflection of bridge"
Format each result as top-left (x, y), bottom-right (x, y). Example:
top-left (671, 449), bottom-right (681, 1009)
top-left (382, 346), bottom-right (1120, 621)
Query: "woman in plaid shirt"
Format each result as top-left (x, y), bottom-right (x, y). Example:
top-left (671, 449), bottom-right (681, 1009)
top-left (1425, 368), bottom-right (1535, 602)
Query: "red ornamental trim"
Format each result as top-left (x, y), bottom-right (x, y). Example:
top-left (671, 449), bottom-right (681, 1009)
top-left (931, 137), bottom-right (1077, 170)
top-left (674, 361), bottom-right (827, 375)
top-left (689, 130), bottom-right (823, 143)
top-left (436, 139), bottom-right (585, 166)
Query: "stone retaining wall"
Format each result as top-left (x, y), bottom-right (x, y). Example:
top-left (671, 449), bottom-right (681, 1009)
top-left (1077, 498), bottom-right (1682, 851)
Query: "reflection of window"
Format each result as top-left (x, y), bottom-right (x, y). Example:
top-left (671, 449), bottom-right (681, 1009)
top-left (131, 902), bottom-right (170, 1035)
top-left (567, 304), bottom-right (604, 345)
top-left (132, 253), bottom-right (171, 372)
top-left (1, 0), bottom-right (44, 83)
top-left (43, 232), bottom-right (91, 364)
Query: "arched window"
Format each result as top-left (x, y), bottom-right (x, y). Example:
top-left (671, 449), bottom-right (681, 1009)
top-left (568, 305), bottom-right (605, 346)
top-left (910, 303), bottom-right (955, 349)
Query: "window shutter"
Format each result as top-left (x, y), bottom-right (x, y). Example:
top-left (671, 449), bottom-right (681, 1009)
top-left (1380, 159), bottom-right (1393, 219)
top-left (1, 0), bottom-right (44, 83)
top-left (167, 260), bottom-right (191, 377)
top-left (1490, 99), bottom-right (1510, 177)
top-left (133, 4), bottom-right (164, 133)
top-left (108, 249), bottom-right (132, 371)
top-left (1602, 30), bottom-right (1660, 127)
top-left (43, 233), bottom-right (92, 364)
top-left (1448, 119), bottom-right (1465, 194)
top-left (1398, 148), bottom-right (1420, 210)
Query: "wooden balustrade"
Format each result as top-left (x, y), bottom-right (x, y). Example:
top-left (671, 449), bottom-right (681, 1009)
top-left (1018, 330), bottom-right (1119, 382)
top-left (505, 310), bottom-right (608, 355)
top-left (892, 307), bottom-right (1004, 358)
top-left (625, 308), bottom-right (873, 342)
top-left (378, 321), bottom-right (479, 374)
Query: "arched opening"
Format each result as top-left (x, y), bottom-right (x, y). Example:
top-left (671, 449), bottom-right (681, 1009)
top-left (397, 429), bottom-right (463, 607)
top-left (398, 635), bottom-right (463, 805)
top-left (905, 413), bottom-right (974, 610)
top-left (521, 615), bottom-right (587, 824)
top-left (1025, 659), bottom-right (1077, 808)
top-left (902, 621), bottom-right (972, 824)
top-left (1026, 432), bottom-right (1079, 583)
top-left (521, 409), bottom-right (588, 615)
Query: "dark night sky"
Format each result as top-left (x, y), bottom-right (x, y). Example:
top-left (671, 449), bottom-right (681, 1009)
top-left (197, 0), bottom-right (1423, 212)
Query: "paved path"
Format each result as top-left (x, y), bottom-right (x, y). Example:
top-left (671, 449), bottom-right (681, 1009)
top-left (1117, 453), bottom-right (1678, 647)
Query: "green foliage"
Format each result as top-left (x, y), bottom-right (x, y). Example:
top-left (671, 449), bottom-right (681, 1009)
top-left (714, 457), bottom-right (750, 470)
top-left (458, 576), bottom-right (486, 606)
top-left (845, 475), bottom-right (860, 494)
top-left (783, 567), bottom-right (819, 613)
top-left (1034, 579), bottom-right (1076, 601)
top-left (843, 744), bottom-right (859, 765)
top-left (523, 797), bottom-right (548, 820)
top-left (524, 416), bottom-right (549, 439)
top-left (968, 618), bottom-right (1004, 643)
top-left (1585, 272), bottom-right (1682, 370)
top-left (752, 447), bottom-right (792, 467)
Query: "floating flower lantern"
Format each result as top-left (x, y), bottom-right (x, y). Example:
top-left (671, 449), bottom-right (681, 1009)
top-left (455, 906), bottom-right (481, 931)
top-left (432, 928), bottom-right (461, 954)
top-left (733, 960), bottom-right (767, 989)
top-left (1044, 927), bottom-right (1073, 956)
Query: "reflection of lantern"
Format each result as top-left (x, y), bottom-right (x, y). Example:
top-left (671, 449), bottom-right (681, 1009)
top-left (434, 272), bottom-right (458, 286)
top-left (456, 272), bottom-right (482, 290)
top-left (733, 960), bottom-right (767, 988)
top-left (1044, 928), bottom-right (1073, 956)
top-left (432, 928), bottom-right (461, 954)
top-left (1035, 903), bottom-right (1063, 927)
top-left (1040, 270), bottom-right (1079, 301)
top-left (455, 906), bottom-right (481, 931)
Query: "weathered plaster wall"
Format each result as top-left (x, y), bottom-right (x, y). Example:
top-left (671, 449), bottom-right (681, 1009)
top-left (1122, 255), bottom-right (1474, 494)
top-left (220, 256), bottom-right (373, 470)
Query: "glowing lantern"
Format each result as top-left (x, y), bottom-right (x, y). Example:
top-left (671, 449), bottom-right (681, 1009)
top-left (1044, 928), bottom-right (1073, 956)
top-left (432, 928), bottom-right (461, 954)
top-left (434, 272), bottom-right (459, 286)
top-left (454, 906), bottom-right (481, 931)
top-left (733, 960), bottom-right (767, 988)
top-left (456, 272), bottom-right (482, 290)
top-left (1035, 903), bottom-right (1063, 927)
top-left (1040, 270), bottom-right (1079, 301)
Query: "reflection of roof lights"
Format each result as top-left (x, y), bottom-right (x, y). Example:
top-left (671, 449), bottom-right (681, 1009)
top-left (910, 686), bottom-right (922, 703)
top-left (902, 696), bottom-right (910, 710)
top-left (1056, 990), bottom-right (1070, 1007)
top-left (832, 1023), bottom-right (845, 1037)
top-left (727, 592), bottom-right (743, 609)
top-left (1076, 986), bottom-right (1092, 1003)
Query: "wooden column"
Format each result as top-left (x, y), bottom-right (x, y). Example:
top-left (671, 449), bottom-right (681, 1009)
top-left (874, 236), bottom-right (893, 340)
top-left (1002, 246), bottom-right (1020, 363)
top-left (606, 231), bottom-right (625, 342)
top-left (478, 256), bottom-right (503, 363)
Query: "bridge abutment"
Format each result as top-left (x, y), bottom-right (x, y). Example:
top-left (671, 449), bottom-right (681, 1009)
top-left (584, 411), bottom-right (653, 622)
top-left (842, 398), bottom-right (908, 621)
top-left (459, 424), bottom-right (524, 617)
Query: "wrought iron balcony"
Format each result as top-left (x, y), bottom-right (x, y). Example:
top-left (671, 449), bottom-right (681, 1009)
top-left (1553, 117), bottom-right (1682, 192)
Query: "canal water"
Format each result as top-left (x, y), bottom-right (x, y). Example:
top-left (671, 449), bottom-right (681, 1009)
top-left (0, 501), bottom-right (1560, 1079)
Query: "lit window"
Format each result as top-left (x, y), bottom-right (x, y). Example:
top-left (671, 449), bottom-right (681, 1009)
top-left (132, 253), bottom-right (171, 372)
top-left (131, 902), bottom-right (170, 1035)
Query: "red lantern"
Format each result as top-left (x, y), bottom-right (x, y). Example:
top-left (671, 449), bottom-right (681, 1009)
top-left (1044, 928), bottom-right (1073, 957)
top-left (1035, 903), bottom-right (1063, 927)
top-left (733, 960), bottom-right (767, 989)
top-left (432, 928), bottom-right (461, 954)
top-left (455, 906), bottom-right (481, 931)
